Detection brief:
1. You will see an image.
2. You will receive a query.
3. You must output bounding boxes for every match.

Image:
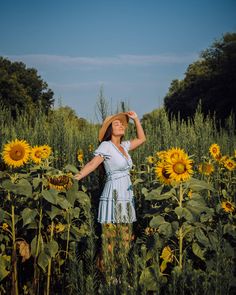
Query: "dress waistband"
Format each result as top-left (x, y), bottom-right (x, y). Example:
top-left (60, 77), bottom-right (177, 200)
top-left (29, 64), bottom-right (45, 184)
top-left (106, 171), bottom-right (130, 181)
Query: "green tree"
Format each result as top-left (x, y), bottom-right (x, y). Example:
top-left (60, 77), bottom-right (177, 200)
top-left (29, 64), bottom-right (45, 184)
top-left (0, 57), bottom-right (54, 118)
top-left (164, 32), bottom-right (236, 122)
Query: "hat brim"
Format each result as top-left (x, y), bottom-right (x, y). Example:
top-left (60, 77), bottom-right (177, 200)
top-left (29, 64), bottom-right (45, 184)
top-left (98, 112), bottom-right (129, 142)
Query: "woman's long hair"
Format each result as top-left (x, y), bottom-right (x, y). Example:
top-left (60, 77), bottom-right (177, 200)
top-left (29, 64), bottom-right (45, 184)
top-left (98, 124), bottom-right (112, 182)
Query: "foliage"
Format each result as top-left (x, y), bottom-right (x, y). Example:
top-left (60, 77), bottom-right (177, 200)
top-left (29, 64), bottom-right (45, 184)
top-left (164, 32), bottom-right (236, 123)
top-left (0, 57), bottom-right (54, 118)
top-left (0, 104), bottom-right (236, 294)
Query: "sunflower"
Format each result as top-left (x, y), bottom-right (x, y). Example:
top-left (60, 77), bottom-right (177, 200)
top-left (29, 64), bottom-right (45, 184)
top-left (166, 147), bottom-right (186, 163)
top-left (154, 161), bottom-right (172, 185)
top-left (209, 144), bottom-right (220, 158)
top-left (2, 139), bottom-right (31, 168)
top-left (221, 201), bottom-right (235, 213)
top-left (223, 158), bottom-right (236, 171)
top-left (160, 245), bottom-right (174, 272)
top-left (156, 151), bottom-right (167, 160)
top-left (160, 245), bottom-right (174, 263)
top-left (198, 162), bottom-right (214, 175)
top-left (146, 156), bottom-right (154, 164)
top-left (77, 149), bottom-right (84, 162)
top-left (55, 223), bottom-right (65, 233)
top-left (41, 145), bottom-right (52, 159)
top-left (165, 153), bottom-right (193, 182)
top-left (47, 174), bottom-right (73, 191)
top-left (31, 146), bottom-right (44, 164)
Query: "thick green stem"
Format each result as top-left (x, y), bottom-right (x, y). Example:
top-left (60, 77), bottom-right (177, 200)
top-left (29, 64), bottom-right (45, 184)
top-left (66, 212), bottom-right (71, 259)
top-left (33, 206), bottom-right (43, 294)
top-left (46, 221), bottom-right (54, 295)
top-left (179, 226), bottom-right (183, 270)
top-left (179, 183), bottom-right (183, 270)
top-left (11, 204), bottom-right (19, 295)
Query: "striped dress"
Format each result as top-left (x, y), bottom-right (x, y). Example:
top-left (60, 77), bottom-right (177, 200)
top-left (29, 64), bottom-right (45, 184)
top-left (94, 140), bottom-right (136, 224)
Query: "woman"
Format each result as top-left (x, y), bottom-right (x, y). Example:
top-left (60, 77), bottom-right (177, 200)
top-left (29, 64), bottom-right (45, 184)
top-left (74, 110), bottom-right (146, 224)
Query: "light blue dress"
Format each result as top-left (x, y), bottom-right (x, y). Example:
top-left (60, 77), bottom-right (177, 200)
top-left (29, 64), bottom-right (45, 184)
top-left (94, 140), bottom-right (136, 224)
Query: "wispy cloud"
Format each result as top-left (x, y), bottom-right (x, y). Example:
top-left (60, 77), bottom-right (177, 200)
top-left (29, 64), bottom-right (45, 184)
top-left (3, 53), bottom-right (198, 68)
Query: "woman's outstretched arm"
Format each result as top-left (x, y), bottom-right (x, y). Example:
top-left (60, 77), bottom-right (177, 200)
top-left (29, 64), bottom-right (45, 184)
top-left (127, 111), bottom-right (146, 151)
top-left (74, 155), bottom-right (104, 181)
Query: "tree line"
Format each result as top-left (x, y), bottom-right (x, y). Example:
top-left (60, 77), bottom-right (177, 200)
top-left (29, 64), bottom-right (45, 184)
top-left (0, 32), bottom-right (235, 123)
top-left (164, 32), bottom-right (236, 123)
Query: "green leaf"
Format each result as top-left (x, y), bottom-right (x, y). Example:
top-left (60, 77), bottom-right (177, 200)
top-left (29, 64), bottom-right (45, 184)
top-left (1, 179), bottom-right (32, 197)
top-left (38, 251), bottom-right (50, 272)
top-left (139, 267), bottom-right (158, 291)
top-left (223, 224), bottom-right (236, 238)
top-left (192, 242), bottom-right (205, 260)
top-left (195, 228), bottom-right (209, 247)
top-left (0, 208), bottom-right (10, 223)
top-left (159, 222), bottom-right (172, 238)
top-left (42, 189), bottom-right (58, 205)
top-left (64, 164), bottom-right (79, 174)
top-left (182, 208), bottom-right (194, 221)
top-left (207, 232), bottom-right (218, 251)
top-left (141, 187), bottom-right (148, 197)
top-left (146, 186), bottom-right (172, 201)
top-left (57, 196), bottom-right (72, 210)
top-left (22, 208), bottom-right (38, 226)
top-left (46, 206), bottom-right (62, 220)
top-left (175, 206), bottom-right (184, 218)
top-left (76, 191), bottom-right (91, 208)
top-left (133, 178), bottom-right (144, 185)
top-left (31, 234), bottom-right (44, 257)
top-left (149, 216), bottom-right (165, 228)
top-left (187, 178), bottom-right (214, 192)
top-left (33, 178), bottom-right (42, 190)
top-left (0, 255), bottom-right (10, 281)
top-left (71, 207), bottom-right (81, 218)
top-left (45, 240), bottom-right (59, 258)
top-left (66, 190), bottom-right (80, 207)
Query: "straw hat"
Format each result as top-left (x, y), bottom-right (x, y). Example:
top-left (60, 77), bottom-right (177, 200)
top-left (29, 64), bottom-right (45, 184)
top-left (98, 112), bottom-right (129, 142)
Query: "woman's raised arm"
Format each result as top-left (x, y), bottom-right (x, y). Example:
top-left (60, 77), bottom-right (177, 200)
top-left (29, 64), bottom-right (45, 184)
top-left (127, 111), bottom-right (146, 151)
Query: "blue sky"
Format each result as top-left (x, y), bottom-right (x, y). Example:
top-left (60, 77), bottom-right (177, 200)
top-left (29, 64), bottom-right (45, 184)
top-left (1, 0), bottom-right (236, 122)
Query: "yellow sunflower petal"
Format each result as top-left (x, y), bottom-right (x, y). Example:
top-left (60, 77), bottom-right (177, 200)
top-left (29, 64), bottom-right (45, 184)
top-left (198, 162), bottom-right (214, 175)
top-left (31, 146), bottom-right (45, 164)
top-left (40, 145), bottom-right (52, 159)
top-left (155, 161), bottom-right (172, 185)
top-left (2, 139), bottom-right (31, 168)
top-left (223, 158), bottom-right (235, 171)
top-left (221, 201), bottom-right (235, 213)
top-left (209, 144), bottom-right (220, 158)
top-left (165, 150), bottom-right (193, 182)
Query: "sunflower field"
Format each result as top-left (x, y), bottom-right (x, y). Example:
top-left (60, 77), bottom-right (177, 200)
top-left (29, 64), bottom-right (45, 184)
top-left (0, 105), bottom-right (235, 295)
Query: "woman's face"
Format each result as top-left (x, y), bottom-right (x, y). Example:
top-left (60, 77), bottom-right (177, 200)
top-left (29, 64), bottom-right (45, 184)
top-left (111, 119), bottom-right (125, 137)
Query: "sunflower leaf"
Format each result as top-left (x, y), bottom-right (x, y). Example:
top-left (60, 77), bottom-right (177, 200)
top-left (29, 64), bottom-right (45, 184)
top-left (192, 242), bottom-right (205, 260)
top-left (64, 164), bottom-right (79, 174)
top-left (42, 189), bottom-right (58, 205)
top-left (22, 208), bottom-right (38, 226)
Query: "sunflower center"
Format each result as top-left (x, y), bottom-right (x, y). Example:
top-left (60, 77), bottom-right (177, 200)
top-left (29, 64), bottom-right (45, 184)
top-left (173, 162), bottom-right (186, 174)
top-left (35, 151), bottom-right (42, 158)
top-left (226, 202), bottom-right (232, 209)
top-left (212, 147), bottom-right (217, 154)
top-left (162, 168), bottom-right (171, 179)
top-left (10, 146), bottom-right (25, 161)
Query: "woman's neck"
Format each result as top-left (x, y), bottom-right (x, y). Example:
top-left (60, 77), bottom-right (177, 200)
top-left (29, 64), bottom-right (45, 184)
top-left (111, 136), bottom-right (121, 146)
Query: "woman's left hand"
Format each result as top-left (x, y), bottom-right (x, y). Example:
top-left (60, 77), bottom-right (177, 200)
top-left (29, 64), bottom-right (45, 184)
top-left (127, 111), bottom-right (138, 120)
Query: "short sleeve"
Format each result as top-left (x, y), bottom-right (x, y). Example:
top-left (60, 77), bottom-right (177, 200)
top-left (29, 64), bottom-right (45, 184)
top-left (93, 141), bottom-right (111, 160)
top-left (121, 140), bottom-right (131, 151)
